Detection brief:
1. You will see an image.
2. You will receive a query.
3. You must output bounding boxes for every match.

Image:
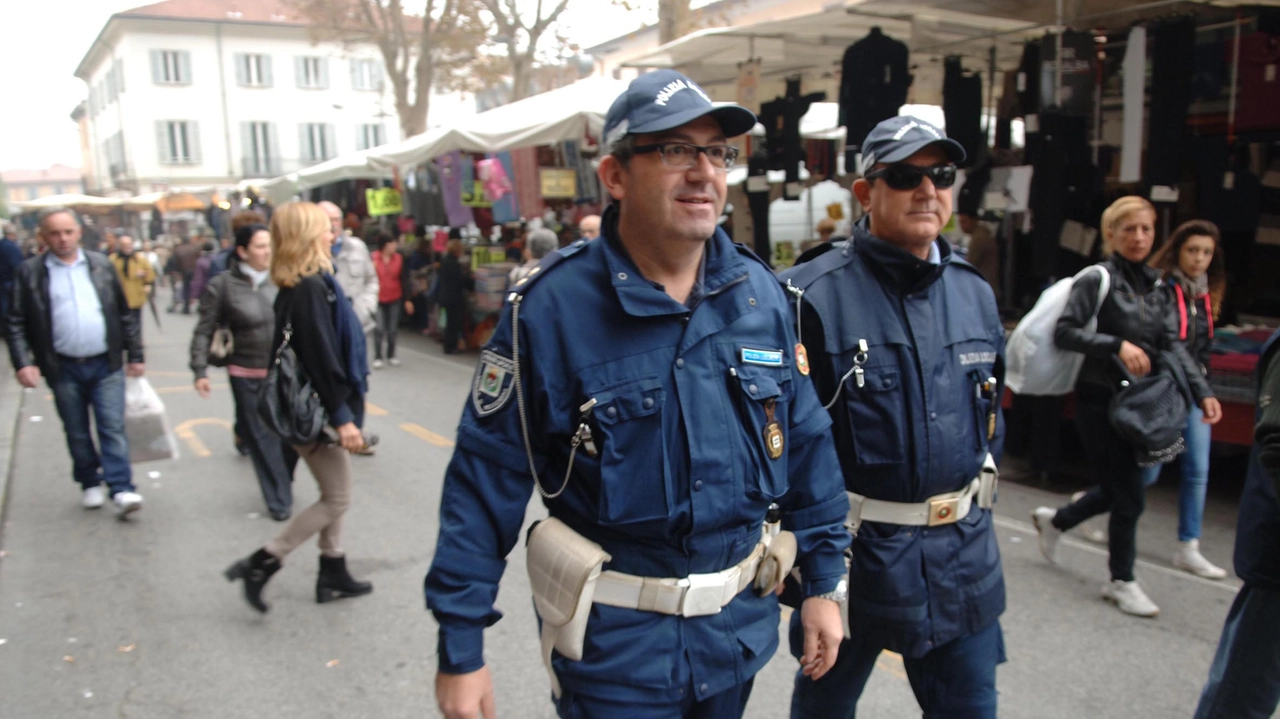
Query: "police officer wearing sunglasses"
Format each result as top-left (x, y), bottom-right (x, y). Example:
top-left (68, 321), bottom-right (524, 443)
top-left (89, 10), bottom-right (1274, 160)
top-left (425, 70), bottom-right (850, 719)
top-left (780, 116), bottom-right (1008, 717)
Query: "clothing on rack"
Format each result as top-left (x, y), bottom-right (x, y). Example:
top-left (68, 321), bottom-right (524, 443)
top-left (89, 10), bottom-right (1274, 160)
top-left (839, 27), bottom-right (912, 152)
top-left (1233, 32), bottom-right (1280, 132)
top-left (806, 140), bottom-right (836, 181)
top-left (488, 153), bottom-right (521, 224)
top-left (438, 151), bottom-right (475, 228)
top-left (1027, 112), bottom-right (1092, 278)
top-left (760, 78), bottom-right (825, 183)
top-left (509, 147), bottom-right (544, 221)
top-left (746, 153), bottom-right (772, 266)
top-left (1039, 30), bottom-right (1096, 117)
top-left (1120, 25), bottom-right (1147, 184)
top-left (1146, 17), bottom-right (1196, 191)
top-left (943, 57), bottom-right (984, 167)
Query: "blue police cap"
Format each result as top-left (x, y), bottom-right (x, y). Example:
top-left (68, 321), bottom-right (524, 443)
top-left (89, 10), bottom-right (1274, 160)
top-left (603, 70), bottom-right (757, 147)
top-left (861, 116), bottom-right (966, 168)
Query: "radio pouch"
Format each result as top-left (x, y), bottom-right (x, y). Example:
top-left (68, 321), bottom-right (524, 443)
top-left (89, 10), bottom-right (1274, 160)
top-left (526, 516), bottom-right (611, 697)
top-left (754, 530), bottom-right (797, 596)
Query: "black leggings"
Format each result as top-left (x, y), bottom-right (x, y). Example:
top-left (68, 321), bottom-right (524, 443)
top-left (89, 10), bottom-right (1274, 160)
top-left (1052, 389), bottom-right (1146, 582)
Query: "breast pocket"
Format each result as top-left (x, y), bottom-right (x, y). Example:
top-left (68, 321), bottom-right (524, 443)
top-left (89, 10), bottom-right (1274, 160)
top-left (843, 365), bottom-right (908, 466)
top-left (951, 339), bottom-right (998, 454)
top-left (731, 366), bottom-right (794, 500)
top-left (592, 380), bottom-right (671, 525)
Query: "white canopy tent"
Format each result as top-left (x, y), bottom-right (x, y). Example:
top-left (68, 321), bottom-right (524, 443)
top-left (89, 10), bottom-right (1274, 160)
top-left (258, 148), bottom-right (394, 204)
top-left (12, 193), bottom-right (124, 212)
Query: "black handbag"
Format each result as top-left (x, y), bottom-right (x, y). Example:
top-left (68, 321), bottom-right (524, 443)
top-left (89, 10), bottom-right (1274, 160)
top-left (258, 321), bottom-right (327, 446)
top-left (1109, 352), bottom-right (1193, 467)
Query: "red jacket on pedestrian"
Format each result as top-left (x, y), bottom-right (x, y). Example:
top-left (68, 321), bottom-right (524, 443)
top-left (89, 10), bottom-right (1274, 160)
top-left (374, 250), bottom-right (403, 303)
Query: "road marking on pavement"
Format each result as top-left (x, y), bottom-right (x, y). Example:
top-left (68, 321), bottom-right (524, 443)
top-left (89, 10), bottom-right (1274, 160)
top-left (992, 515), bottom-right (1242, 594)
top-left (173, 418), bottom-right (232, 458)
top-left (365, 402), bottom-right (389, 417)
top-left (399, 423), bottom-right (454, 447)
top-left (876, 650), bottom-right (908, 680)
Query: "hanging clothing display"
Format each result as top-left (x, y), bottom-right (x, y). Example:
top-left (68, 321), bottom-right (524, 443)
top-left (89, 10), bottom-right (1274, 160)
top-left (943, 57), bottom-right (984, 167)
top-left (1119, 25), bottom-right (1146, 184)
top-left (488, 153), bottom-right (520, 225)
top-left (806, 140), bottom-right (836, 181)
top-left (1015, 40), bottom-right (1042, 117)
top-left (562, 140), bottom-right (600, 204)
top-left (760, 78), bottom-right (825, 183)
top-left (995, 70), bottom-right (1020, 149)
top-left (1234, 32), bottom-right (1280, 132)
top-left (746, 152), bottom-right (772, 265)
top-left (475, 157), bottom-right (512, 202)
top-left (1194, 138), bottom-right (1262, 235)
top-left (437, 151), bottom-right (475, 228)
top-left (407, 164), bottom-right (449, 227)
top-left (1027, 112), bottom-right (1090, 277)
top-left (839, 27), bottom-right (912, 152)
top-left (1039, 30), bottom-right (1096, 116)
top-left (508, 147), bottom-right (544, 221)
top-left (1146, 17), bottom-right (1196, 191)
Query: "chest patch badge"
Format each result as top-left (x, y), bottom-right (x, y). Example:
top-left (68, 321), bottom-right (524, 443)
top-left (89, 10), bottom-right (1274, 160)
top-left (958, 351), bottom-right (997, 367)
top-left (741, 347), bottom-right (785, 367)
top-left (472, 350), bottom-right (517, 417)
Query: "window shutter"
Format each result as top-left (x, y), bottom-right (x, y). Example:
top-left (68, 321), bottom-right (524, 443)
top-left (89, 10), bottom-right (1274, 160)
top-left (267, 122), bottom-right (280, 174)
top-left (234, 53), bottom-right (247, 86)
top-left (188, 121), bottom-right (202, 164)
top-left (179, 51), bottom-right (192, 84)
top-left (239, 122), bottom-right (252, 174)
top-left (318, 58), bottom-right (329, 89)
top-left (156, 120), bottom-right (172, 164)
top-left (116, 59), bottom-right (125, 93)
top-left (376, 123), bottom-right (385, 147)
top-left (298, 124), bottom-right (311, 162)
top-left (350, 60), bottom-right (361, 90)
top-left (150, 50), bottom-right (163, 84)
top-left (261, 55), bottom-right (273, 87)
top-left (323, 123), bottom-right (337, 160)
top-left (294, 57), bottom-right (305, 88)
top-left (372, 60), bottom-right (385, 91)
top-left (354, 125), bottom-right (365, 152)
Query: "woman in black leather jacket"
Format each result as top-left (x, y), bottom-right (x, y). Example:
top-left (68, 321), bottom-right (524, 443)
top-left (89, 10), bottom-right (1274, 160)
top-left (191, 223), bottom-right (296, 521)
top-left (1142, 220), bottom-right (1228, 580)
top-left (1032, 196), bottom-right (1221, 619)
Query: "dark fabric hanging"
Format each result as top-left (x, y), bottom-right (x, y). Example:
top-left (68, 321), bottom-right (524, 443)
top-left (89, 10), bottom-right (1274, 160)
top-left (1027, 112), bottom-right (1091, 278)
top-left (943, 57), bottom-right (984, 167)
top-left (746, 152), bottom-right (773, 266)
top-left (759, 78), bottom-right (825, 183)
top-left (1233, 32), bottom-right (1280, 132)
top-left (1039, 30), bottom-right (1097, 117)
top-left (1015, 40), bottom-right (1042, 117)
top-left (839, 27), bottom-right (912, 152)
top-left (1145, 16), bottom-right (1196, 190)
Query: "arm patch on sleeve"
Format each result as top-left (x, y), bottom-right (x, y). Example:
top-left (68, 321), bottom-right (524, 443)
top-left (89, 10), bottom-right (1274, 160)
top-left (472, 349), bottom-right (517, 417)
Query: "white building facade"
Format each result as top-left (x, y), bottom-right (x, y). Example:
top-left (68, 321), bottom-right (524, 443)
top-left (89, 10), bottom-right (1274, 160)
top-left (76, 1), bottom-right (472, 194)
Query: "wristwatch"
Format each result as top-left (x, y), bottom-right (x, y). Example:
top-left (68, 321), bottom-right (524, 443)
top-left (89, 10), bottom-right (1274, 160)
top-left (812, 579), bottom-right (848, 603)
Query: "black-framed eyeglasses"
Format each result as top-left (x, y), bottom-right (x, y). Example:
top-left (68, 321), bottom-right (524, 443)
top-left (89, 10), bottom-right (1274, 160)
top-left (865, 164), bottom-right (958, 191)
top-left (631, 142), bottom-right (740, 170)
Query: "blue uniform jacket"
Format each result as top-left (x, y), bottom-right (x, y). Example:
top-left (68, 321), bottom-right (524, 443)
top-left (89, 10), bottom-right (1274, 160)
top-left (424, 210), bottom-right (850, 703)
top-left (779, 225), bottom-right (1007, 658)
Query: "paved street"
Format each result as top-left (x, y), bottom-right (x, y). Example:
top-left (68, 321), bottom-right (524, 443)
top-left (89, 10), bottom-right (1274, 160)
top-left (0, 301), bottom-right (1251, 718)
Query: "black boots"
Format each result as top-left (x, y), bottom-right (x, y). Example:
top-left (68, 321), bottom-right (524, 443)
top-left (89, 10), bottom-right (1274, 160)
top-left (224, 548), bottom-right (281, 613)
top-left (315, 555), bottom-right (373, 604)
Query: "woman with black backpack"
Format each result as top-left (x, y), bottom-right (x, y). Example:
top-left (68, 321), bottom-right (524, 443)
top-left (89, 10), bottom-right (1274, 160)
top-left (223, 202), bottom-right (373, 613)
top-left (1031, 196), bottom-right (1221, 618)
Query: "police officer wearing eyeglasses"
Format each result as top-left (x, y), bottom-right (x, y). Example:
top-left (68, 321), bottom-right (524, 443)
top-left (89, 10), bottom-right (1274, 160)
top-left (425, 70), bottom-right (850, 719)
top-left (780, 116), bottom-right (1008, 717)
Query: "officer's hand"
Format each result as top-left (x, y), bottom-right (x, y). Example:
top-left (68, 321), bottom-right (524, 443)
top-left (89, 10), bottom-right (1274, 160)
top-left (194, 378), bottom-right (212, 398)
top-left (15, 366), bottom-right (40, 389)
top-left (1200, 397), bottom-right (1223, 425)
top-left (1118, 341), bottom-right (1150, 378)
top-left (799, 597), bottom-right (844, 681)
top-left (436, 666), bottom-right (496, 719)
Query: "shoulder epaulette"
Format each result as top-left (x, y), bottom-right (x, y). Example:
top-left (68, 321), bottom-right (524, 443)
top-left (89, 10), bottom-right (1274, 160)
top-left (731, 241), bottom-right (775, 273)
top-left (507, 238), bottom-right (590, 297)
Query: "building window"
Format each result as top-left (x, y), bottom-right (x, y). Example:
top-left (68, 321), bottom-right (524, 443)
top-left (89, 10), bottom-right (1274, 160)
top-left (156, 120), bottom-right (201, 164)
top-left (299, 123), bottom-right (336, 162)
top-left (355, 123), bottom-right (386, 151)
top-left (350, 58), bottom-right (384, 91)
top-left (26, 187), bottom-right (39, 201)
top-left (235, 53), bottom-right (273, 87)
top-left (53, 185), bottom-right (66, 195)
top-left (151, 50), bottom-right (191, 85)
top-left (113, 58), bottom-right (126, 95)
top-left (295, 56), bottom-right (328, 89)
top-left (241, 121), bottom-right (279, 175)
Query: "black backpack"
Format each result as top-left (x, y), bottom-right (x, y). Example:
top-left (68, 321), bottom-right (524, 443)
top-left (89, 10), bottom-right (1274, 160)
top-left (258, 321), bottom-right (326, 446)
top-left (1108, 352), bottom-right (1193, 467)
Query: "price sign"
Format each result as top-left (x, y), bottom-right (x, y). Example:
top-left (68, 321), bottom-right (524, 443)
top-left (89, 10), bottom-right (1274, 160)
top-left (540, 168), bottom-right (577, 199)
top-left (366, 188), bottom-right (403, 216)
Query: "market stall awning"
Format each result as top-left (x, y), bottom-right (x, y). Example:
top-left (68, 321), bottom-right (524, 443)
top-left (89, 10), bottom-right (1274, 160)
top-left (12, 193), bottom-right (123, 214)
top-left (370, 75), bottom-right (631, 168)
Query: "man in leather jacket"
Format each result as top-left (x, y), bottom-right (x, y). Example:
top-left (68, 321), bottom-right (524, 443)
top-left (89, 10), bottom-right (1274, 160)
top-left (7, 207), bottom-right (145, 517)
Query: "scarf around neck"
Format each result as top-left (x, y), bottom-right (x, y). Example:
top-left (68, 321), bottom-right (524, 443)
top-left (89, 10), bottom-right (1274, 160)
top-left (1171, 267), bottom-right (1210, 298)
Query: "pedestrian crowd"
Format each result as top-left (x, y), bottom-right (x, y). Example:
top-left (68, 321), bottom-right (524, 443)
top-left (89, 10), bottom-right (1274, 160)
top-left (3, 69), bottom-right (1280, 719)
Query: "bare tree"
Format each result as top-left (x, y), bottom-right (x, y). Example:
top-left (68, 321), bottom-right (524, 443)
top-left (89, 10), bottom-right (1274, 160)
top-left (288, 0), bottom-right (488, 138)
top-left (657, 0), bottom-right (691, 44)
top-left (475, 0), bottom-right (573, 102)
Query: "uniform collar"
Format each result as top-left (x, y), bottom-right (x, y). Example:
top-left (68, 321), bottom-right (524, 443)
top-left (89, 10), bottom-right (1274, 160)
top-left (600, 205), bottom-right (746, 317)
top-left (852, 218), bottom-right (952, 295)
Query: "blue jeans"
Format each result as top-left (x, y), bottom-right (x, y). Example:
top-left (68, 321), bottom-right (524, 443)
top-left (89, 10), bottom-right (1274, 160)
top-left (555, 679), bottom-right (754, 719)
top-left (49, 357), bottom-right (134, 495)
top-left (1194, 584), bottom-right (1280, 718)
top-left (1141, 405), bottom-right (1210, 541)
top-left (789, 615), bottom-right (1004, 718)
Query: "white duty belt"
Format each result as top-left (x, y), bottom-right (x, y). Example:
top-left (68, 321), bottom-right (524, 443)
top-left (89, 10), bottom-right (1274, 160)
top-left (592, 541), bottom-right (766, 618)
top-left (846, 453), bottom-right (998, 532)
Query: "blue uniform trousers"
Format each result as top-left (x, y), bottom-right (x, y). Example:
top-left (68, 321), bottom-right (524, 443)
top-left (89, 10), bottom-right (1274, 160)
top-left (1194, 584), bottom-right (1280, 718)
top-left (788, 616), bottom-right (1004, 718)
top-left (555, 679), bottom-right (754, 719)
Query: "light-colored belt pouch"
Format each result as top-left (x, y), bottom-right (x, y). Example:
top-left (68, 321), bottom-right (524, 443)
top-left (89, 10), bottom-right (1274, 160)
top-left (754, 530), bottom-right (797, 596)
top-left (526, 517), bottom-right (611, 697)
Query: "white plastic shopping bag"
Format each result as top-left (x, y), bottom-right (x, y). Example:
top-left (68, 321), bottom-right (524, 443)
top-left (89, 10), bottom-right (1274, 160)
top-left (124, 376), bottom-right (180, 463)
top-left (1005, 265), bottom-right (1110, 396)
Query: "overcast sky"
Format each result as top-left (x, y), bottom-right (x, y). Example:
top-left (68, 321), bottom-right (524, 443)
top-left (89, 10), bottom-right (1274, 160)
top-left (0, 0), bottom-right (656, 173)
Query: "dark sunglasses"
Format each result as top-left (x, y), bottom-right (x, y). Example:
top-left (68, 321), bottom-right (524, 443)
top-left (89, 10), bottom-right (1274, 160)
top-left (865, 164), bottom-right (958, 191)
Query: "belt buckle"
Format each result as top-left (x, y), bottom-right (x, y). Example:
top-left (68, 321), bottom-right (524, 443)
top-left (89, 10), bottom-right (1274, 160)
top-left (679, 572), bottom-right (726, 617)
top-left (927, 496), bottom-right (962, 527)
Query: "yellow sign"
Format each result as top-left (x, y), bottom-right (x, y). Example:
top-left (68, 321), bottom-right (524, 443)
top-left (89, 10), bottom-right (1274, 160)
top-left (826, 203), bottom-right (844, 221)
top-left (470, 246), bottom-right (508, 270)
top-left (461, 180), bottom-right (491, 208)
top-left (773, 241), bottom-right (796, 269)
top-left (540, 168), bottom-right (577, 199)
top-left (366, 188), bottom-right (403, 216)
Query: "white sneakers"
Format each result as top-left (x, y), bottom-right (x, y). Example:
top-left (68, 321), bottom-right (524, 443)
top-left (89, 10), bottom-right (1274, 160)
top-left (1173, 539), bottom-right (1228, 580)
top-left (1031, 506), bottom-right (1063, 564)
top-left (372, 359), bottom-right (384, 369)
top-left (388, 357), bottom-right (401, 366)
top-left (81, 486), bottom-right (106, 509)
top-left (1102, 580), bottom-right (1160, 618)
top-left (112, 491), bottom-right (144, 518)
